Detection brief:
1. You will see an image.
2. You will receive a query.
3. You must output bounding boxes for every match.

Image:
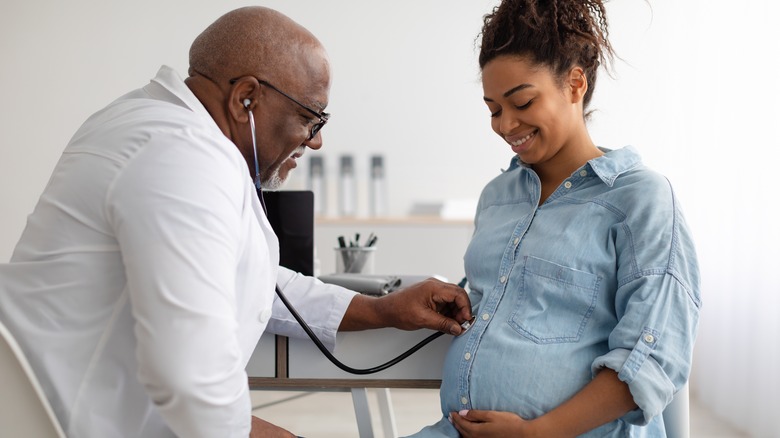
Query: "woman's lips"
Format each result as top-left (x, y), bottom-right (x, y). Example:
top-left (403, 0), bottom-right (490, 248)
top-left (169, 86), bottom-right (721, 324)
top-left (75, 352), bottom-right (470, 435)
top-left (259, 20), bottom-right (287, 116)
top-left (509, 129), bottom-right (537, 154)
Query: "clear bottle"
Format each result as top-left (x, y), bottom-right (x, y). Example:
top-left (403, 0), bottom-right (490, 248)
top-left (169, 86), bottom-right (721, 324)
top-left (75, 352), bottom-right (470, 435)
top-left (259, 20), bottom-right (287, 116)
top-left (339, 155), bottom-right (356, 217)
top-left (308, 156), bottom-right (326, 216)
top-left (369, 155), bottom-right (387, 217)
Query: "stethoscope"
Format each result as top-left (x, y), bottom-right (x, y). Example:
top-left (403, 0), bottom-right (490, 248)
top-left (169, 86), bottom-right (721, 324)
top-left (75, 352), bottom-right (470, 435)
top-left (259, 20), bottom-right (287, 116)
top-left (245, 100), bottom-right (473, 374)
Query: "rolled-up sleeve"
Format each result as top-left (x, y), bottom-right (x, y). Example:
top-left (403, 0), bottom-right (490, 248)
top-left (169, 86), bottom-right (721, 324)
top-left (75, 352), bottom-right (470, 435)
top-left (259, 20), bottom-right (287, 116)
top-left (267, 266), bottom-right (357, 352)
top-left (593, 273), bottom-right (700, 424)
top-left (593, 181), bottom-right (701, 425)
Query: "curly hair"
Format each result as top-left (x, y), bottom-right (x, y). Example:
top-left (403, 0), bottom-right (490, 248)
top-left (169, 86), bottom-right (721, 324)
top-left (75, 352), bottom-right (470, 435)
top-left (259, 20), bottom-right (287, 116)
top-left (478, 0), bottom-right (615, 111)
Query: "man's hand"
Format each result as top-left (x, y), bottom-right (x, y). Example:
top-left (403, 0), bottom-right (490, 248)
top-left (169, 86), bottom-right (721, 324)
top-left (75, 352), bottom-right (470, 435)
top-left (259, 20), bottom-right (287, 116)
top-left (250, 415), bottom-right (295, 438)
top-left (339, 277), bottom-right (472, 335)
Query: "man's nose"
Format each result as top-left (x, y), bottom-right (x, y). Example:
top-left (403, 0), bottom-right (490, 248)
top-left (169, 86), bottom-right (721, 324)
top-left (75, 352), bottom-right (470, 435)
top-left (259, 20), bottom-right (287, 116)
top-left (304, 129), bottom-right (324, 150)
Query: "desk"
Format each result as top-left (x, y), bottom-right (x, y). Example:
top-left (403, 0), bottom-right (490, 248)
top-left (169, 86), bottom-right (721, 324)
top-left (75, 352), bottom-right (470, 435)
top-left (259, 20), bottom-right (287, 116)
top-left (246, 328), bottom-right (452, 437)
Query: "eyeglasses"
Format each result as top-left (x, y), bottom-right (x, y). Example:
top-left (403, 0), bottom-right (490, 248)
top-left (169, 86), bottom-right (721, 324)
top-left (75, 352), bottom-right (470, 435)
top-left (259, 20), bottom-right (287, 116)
top-left (230, 77), bottom-right (330, 141)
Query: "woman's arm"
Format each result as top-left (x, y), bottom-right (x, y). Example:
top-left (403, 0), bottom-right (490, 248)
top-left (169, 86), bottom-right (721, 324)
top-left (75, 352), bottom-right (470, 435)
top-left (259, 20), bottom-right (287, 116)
top-left (451, 368), bottom-right (637, 438)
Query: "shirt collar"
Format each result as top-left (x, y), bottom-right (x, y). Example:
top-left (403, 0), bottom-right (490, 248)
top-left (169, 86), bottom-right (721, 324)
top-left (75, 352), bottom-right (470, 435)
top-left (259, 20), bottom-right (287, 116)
top-left (587, 146), bottom-right (643, 187)
top-left (505, 145), bottom-right (643, 187)
top-left (143, 65), bottom-right (217, 127)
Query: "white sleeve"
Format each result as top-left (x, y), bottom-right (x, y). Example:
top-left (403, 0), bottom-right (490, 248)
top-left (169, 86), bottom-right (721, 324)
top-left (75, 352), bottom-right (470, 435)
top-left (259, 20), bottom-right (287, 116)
top-left (107, 132), bottom-right (251, 437)
top-left (267, 266), bottom-right (357, 351)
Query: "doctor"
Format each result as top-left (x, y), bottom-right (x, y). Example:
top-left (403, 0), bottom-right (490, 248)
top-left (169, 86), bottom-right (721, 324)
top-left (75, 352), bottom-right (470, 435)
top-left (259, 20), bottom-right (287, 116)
top-left (0, 6), bottom-right (471, 438)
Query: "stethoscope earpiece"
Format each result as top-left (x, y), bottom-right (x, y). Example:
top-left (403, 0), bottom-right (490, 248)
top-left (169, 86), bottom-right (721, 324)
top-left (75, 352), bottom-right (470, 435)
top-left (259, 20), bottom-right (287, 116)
top-left (246, 103), bottom-right (261, 190)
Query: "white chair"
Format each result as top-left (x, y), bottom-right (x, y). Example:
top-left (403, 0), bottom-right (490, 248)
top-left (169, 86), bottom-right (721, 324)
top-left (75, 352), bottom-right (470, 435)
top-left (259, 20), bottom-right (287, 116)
top-left (662, 382), bottom-right (690, 438)
top-left (0, 320), bottom-right (66, 438)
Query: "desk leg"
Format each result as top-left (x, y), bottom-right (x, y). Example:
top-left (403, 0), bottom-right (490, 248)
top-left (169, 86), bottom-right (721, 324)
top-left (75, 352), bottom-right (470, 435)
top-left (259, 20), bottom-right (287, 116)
top-left (351, 388), bottom-right (375, 438)
top-left (376, 388), bottom-right (398, 438)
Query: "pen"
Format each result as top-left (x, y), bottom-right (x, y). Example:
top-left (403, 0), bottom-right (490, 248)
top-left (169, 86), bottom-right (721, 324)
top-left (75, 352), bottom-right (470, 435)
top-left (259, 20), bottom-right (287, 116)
top-left (337, 236), bottom-right (351, 269)
top-left (366, 235), bottom-right (378, 247)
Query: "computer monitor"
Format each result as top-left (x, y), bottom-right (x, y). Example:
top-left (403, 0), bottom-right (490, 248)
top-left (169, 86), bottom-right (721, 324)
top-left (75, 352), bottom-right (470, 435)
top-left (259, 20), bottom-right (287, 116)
top-left (261, 190), bottom-right (315, 277)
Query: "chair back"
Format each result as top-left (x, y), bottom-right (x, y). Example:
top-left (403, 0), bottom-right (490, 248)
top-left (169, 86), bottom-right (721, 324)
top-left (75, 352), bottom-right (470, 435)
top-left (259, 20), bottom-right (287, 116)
top-left (0, 320), bottom-right (66, 438)
top-left (662, 382), bottom-right (690, 438)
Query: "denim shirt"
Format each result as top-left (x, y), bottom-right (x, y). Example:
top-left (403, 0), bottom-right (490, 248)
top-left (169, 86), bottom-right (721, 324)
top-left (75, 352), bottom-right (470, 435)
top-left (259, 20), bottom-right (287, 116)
top-left (411, 146), bottom-right (701, 437)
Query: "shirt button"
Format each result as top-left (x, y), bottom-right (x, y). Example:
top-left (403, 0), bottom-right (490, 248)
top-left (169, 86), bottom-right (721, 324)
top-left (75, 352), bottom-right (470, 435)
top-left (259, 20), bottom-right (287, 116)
top-left (564, 181), bottom-right (572, 189)
top-left (258, 308), bottom-right (273, 324)
top-left (461, 397), bottom-right (469, 405)
top-left (481, 313), bottom-right (490, 321)
top-left (464, 352), bottom-right (471, 360)
top-left (499, 275), bottom-right (507, 284)
top-left (579, 170), bottom-right (588, 177)
top-left (644, 334), bottom-right (655, 343)
top-left (513, 237), bottom-right (520, 245)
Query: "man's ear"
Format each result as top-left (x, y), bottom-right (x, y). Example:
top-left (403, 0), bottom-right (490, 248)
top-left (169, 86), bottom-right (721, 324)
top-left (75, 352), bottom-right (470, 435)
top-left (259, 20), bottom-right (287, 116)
top-left (568, 66), bottom-right (588, 104)
top-left (227, 77), bottom-right (259, 123)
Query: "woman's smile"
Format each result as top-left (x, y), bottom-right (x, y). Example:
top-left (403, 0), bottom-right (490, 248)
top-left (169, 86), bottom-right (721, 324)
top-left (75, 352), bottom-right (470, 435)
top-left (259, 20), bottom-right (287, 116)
top-left (509, 129), bottom-right (537, 154)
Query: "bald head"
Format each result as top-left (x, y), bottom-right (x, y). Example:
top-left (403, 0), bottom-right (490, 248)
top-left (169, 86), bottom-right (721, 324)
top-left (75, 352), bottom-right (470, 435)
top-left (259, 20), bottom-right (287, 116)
top-left (189, 6), bottom-right (328, 87)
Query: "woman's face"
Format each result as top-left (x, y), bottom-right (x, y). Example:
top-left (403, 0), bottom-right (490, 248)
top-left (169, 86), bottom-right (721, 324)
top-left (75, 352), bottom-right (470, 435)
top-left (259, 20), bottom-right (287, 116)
top-left (482, 56), bottom-right (584, 166)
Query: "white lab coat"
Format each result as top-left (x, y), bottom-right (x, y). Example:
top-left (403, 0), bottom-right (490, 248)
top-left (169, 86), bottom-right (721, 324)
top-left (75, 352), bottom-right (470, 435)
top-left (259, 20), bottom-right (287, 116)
top-left (0, 66), bottom-right (356, 437)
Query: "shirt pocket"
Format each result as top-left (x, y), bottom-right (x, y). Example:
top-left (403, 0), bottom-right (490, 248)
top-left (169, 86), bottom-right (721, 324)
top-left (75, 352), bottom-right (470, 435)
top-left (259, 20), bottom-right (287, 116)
top-left (508, 256), bottom-right (601, 344)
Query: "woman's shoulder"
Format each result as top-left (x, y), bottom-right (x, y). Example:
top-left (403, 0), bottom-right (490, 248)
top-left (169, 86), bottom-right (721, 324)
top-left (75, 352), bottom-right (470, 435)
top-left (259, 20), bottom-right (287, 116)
top-left (596, 146), bottom-right (674, 198)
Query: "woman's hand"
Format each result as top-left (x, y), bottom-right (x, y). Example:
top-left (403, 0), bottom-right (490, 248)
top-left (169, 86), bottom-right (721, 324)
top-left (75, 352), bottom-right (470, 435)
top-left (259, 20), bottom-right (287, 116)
top-left (450, 410), bottom-right (538, 438)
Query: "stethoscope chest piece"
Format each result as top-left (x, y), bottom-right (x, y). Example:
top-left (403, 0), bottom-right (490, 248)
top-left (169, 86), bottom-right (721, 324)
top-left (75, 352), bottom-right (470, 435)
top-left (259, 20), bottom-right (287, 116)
top-left (459, 316), bottom-right (476, 335)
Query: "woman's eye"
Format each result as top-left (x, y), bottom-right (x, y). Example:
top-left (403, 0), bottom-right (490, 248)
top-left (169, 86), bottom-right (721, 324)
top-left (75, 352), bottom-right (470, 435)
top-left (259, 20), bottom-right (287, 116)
top-left (516, 100), bottom-right (533, 110)
top-left (489, 99), bottom-right (532, 117)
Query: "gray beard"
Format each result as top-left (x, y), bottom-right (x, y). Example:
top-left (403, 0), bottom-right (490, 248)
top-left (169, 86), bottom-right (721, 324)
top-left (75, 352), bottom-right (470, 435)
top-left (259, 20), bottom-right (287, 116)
top-left (260, 170), bottom-right (285, 191)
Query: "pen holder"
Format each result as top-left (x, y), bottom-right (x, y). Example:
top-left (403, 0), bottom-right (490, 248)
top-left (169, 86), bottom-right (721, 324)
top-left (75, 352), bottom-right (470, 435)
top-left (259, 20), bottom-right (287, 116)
top-left (334, 247), bottom-right (377, 274)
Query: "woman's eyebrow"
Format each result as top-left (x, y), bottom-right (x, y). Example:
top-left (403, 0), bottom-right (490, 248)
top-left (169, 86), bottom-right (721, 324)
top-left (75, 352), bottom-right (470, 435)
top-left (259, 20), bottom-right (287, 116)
top-left (484, 83), bottom-right (534, 102)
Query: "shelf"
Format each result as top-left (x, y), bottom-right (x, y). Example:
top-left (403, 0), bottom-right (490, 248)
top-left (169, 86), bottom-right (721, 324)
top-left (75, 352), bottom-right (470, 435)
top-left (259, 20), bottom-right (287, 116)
top-left (315, 216), bottom-right (473, 226)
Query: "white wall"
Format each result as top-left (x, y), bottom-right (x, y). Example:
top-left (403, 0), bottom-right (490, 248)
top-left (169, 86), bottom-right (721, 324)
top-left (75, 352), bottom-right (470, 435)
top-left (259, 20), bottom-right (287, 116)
top-left (2, 1), bottom-right (779, 435)
top-left (0, 0), bottom-right (502, 261)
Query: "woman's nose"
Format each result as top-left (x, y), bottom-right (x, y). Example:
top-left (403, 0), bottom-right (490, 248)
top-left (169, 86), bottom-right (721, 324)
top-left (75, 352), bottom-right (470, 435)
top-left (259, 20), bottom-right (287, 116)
top-left (498, 112), bottom-right (522, 136)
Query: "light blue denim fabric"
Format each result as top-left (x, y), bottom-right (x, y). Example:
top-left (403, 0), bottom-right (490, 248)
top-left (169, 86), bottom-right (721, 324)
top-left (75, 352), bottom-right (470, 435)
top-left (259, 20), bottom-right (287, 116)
top-left (408, 146), bottom-right (701, 437)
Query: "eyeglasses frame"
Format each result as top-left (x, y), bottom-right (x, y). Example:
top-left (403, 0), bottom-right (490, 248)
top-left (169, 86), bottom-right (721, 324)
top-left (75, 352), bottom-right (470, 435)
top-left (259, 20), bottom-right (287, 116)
top-left (229, 77), bottom-right (330, 141)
